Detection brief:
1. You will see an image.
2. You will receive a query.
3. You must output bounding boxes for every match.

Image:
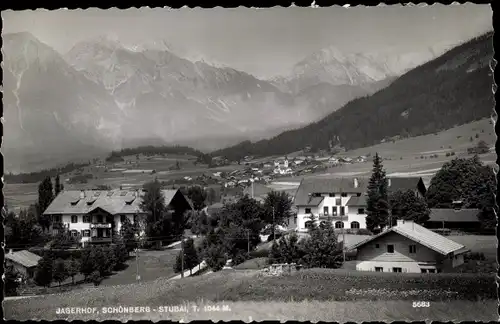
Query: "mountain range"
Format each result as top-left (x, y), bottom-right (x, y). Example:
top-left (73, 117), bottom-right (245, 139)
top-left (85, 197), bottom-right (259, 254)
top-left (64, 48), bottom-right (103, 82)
top-left (2, 32), bottom-right (459, 173)
top-left (212, 32), bottom-right (494, 161)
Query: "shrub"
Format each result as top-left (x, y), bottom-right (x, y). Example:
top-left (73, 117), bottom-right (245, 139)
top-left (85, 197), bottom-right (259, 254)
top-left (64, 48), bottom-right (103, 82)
top-left (249, 248), bottom-right (271, 259)
top-left (5, 265), bottom-right (20, 296)
top-left (52, 258), bottom-right (69, 286)
top-left (89, 271), bottom-right (102, 286)
top-left (34, 252), bottom-right (54, 287)
top-left (464, 252), bottom-right (486, 261)
top-left (204, 244), bottom-right (227, 272)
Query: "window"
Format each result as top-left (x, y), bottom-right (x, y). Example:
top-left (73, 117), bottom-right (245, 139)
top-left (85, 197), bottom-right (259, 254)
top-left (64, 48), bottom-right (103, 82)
top-left (305, 221), bottom-right (314, 229)
top-left (375, 267), bottom-right (383, 272)
top-left (53, 215), bottom-right (62, 222)
top-left (323, 207), bottom-right (329, 215)
top-left (71, 230), bottom-right (78, 237)
top-left (341, 193), bottom-right (347, 197)
top-left (428, 269), bottom-right (436, 273)
top-left (421, 269), bottom-right (428, 273)
top-left (71, 215), bottom-right (78, 223)
top-left (358, 208), bottom-right (365, 214)
top-left (82, 230), bottom-right (90, 237)
top-left (335, 221), bottom-right (344, 229)
top-left (335, 198), bottom-right (341, 205)
top-left (392, 267), bottom-right (402, 273)
top-left (314, 193), bottom-right (321, 197)
top-left (329, 193), bottom-right (335, 197)
top-left (409, 245), bottom-right (417, 254)
top-left (387, 245), bottom-right (395, 253)
top-left (340, 206), bottom-right (345, 216)
top-left (97, 215), bottom-right (104, 223)
top-left (332, 207), bottom-right (338, 216)
top-left (350, 221), bottom-right (360, 229)
top-left (83, 215), bottom-right (91, 223)
top-left (356, 193), bottom-right (361, 197)
top-left (120, 215), bottom-right (127, 223)
top-left (133, 215), bottom-right (138, 223)
top-left (375, 244), bottom-right (380, 248)
top-left (305, 208), bottom-right (311, 214)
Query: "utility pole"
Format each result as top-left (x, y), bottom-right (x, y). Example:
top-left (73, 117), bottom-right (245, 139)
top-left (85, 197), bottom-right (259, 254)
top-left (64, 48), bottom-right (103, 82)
top-left (247, 229), bottom-right (250, 256)
top-left (341, 189), bottom-right (346, 263)
top-left (272, 206), bottom-right (276, 242)
top-left (135, 248), bottom-right (140, 281)
top-left (180, 236), bottom-right (185, 278)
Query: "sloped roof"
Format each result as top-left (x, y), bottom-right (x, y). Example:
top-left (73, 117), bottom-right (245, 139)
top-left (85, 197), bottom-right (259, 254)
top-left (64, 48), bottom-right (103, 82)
top-left (43, 189), bottom-right (183, 215)
top-left (6, 250), bottom-right (42, 268)
top-left (295, 196), bottom-right (324, 207)
top-left (428, 208), bottom-right (480, 223)
top-left (346, 195), bottom-right (367, 206)
top-left (388, 177), bottom-right (425, 193)
top-left (350, 220), bottom-right (469, 256)
top-left (294, 176), bottom-right (424, 207)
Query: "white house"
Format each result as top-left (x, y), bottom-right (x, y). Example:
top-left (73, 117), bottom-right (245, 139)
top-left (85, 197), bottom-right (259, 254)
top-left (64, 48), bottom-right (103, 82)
top-left (293, 177), bottom-right (427, 232)
top-left (274, 158), bottom-right (289, 169)
top-left (350, 220), bottom-right (469, 273)
top-left (42, 189), bottom-right (193, 247)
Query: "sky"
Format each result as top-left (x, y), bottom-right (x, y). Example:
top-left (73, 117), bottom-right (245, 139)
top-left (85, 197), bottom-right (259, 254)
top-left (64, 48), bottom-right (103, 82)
top-left (2, 4), bottom-right (493, 78)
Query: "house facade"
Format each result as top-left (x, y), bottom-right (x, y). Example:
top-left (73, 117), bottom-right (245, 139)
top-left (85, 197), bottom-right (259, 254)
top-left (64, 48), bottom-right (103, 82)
top-left (294, 176), bottom-right (427, 231)
top-left (350, 220), bottom-right (469, 273)
top-left (43, 189), bottom-right (193, 247)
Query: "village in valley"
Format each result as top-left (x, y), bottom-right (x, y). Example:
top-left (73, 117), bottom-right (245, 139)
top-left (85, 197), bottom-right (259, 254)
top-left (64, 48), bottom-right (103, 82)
top-left (2, 5), bottom-right (496, 323)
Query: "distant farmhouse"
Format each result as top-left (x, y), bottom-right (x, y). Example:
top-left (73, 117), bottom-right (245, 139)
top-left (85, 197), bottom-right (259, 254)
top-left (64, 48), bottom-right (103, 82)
top-left (425, 207), bottom-right (481, 233)
top-left (43, 189), bottom-right (193, 247)
top-left (293, 177), bottom-right (426, 231)
top-left (350, 220), bottom-right (469, 273)
top-left (5, 249), bottom-right (42, 280)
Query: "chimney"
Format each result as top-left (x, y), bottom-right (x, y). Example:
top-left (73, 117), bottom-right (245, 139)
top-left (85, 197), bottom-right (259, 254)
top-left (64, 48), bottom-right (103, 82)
top-left (353, 178), bottom-right (359, 188)
top-left (9, 249), bottom-right (13, 254)
top-left (388, 178), bottom-right (391, 187)
top-left (80, 190), bottom-right (85, 199)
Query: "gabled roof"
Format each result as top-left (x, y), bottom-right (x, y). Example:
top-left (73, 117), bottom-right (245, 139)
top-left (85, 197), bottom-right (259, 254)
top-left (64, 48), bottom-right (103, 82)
top-left (295, 196), bottom-right (324, 207)
top-left (6, 250), bottom-right (42, 268)
top-left (43, 189), bottom-right (185, 215)
top-left (388, 177), bottom-right (426, 193)
top-left (350, 220), bottom-right (469, 256)
top-left (293, 176), bottom-right (425, 207)
top-left (346, 195), bottom-right (367, 206)
top-left (428, 208), bottom-right (480, 223)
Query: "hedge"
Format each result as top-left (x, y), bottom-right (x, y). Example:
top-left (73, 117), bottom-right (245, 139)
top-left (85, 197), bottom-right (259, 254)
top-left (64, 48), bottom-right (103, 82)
top-left (29, 248), bottom-right (82, 260)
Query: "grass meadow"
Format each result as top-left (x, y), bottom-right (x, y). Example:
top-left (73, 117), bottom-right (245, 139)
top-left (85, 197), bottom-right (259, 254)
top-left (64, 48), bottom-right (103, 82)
top-left (4, 268), bottom-right (496, 322)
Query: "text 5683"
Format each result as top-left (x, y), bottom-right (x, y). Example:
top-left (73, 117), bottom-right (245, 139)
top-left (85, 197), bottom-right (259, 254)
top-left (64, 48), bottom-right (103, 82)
top-left (412, 301), bottom-right (430, 308)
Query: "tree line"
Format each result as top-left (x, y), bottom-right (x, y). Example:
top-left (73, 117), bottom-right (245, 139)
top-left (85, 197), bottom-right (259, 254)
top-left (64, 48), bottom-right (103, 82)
top-left (5, 163), bottom-right (89, 184)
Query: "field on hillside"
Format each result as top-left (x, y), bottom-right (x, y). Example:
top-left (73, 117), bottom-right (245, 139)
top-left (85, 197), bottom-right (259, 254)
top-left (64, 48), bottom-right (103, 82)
top-left (5, 268), bottom-right (496, 321)
top-left (4, 153), bottom-right (243, 212)
top-left (280, 119), bottom-right (496, 187)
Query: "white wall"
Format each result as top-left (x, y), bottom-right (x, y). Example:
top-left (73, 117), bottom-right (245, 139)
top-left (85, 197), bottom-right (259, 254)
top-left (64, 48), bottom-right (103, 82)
top-left (296, 192), bottom-right (367, 230)
top-left (355, 260), bottom-right (429, 273)
top-left (53, 212), bottom-right (147, 245)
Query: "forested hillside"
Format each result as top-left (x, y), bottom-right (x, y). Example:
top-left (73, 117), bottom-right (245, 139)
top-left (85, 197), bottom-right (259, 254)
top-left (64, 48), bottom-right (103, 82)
top-left (211, 32), bottom-right (494, 161)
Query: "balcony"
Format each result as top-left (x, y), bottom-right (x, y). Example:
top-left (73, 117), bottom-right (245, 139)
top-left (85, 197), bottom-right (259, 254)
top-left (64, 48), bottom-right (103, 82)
top-left (318, 214), bottom-right (346, 221)
top-left (90, 223), bottom-right (112, 229)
